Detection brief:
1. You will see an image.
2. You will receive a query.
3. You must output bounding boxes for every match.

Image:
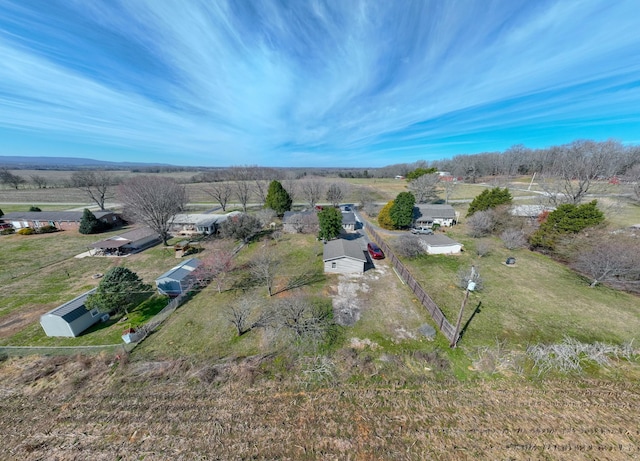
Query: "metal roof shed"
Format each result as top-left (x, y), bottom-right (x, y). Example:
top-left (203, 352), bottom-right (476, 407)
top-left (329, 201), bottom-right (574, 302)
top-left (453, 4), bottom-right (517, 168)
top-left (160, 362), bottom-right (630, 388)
top-left (155, 258), bottom-right (201, 297)
top-left (40, 288), bottom-right (101, 337)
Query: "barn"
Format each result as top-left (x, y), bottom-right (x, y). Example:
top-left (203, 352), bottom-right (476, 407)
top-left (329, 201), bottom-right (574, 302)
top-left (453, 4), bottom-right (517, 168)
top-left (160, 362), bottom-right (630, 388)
top-left (155, 258), bottom-right (201, 296)
top-left (40, 288), bottom-right (102, 337)
top-left (323, 238), bottom-right (367, 274)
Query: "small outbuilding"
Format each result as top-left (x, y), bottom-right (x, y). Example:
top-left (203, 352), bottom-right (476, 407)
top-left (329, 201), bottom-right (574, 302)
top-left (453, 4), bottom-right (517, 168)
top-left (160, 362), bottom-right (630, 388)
top-left (282, 211), bottom-right (319, 234)
top-left (323, 238), bottom-right (367, 274)
top-left (89, 226), bottom-right (160, 256)
top-left (40, 288), bottom-right (101, 337)
top-left (341, 212), bottom-right (357, 232)
top-left (418, 234), bottom-right (463, 255)
top-left (155, 257), bottom-right (201, 297)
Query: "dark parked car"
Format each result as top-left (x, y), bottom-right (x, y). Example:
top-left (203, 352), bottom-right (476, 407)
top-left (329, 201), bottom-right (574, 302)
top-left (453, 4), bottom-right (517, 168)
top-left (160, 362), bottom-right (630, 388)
top-left (367, 242), bottom-right (384, 260)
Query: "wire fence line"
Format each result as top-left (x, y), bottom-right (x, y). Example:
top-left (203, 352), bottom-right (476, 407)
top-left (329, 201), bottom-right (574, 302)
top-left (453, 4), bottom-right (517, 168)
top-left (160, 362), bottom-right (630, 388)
top-left (366, 226), bottom-right (457, 343)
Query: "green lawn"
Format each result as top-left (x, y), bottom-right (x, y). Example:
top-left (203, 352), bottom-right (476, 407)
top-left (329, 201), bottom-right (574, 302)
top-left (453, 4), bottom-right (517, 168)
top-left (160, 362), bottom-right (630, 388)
top-left (394, 226), bottom-right (640, 348)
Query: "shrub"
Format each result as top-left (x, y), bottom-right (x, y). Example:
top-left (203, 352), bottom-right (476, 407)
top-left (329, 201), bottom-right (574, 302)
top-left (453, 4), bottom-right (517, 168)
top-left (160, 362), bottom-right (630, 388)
top-left (17, 227), bottom-right (34, 235)
top-left (393, 235), bottom-right (424, 258)
top-left (500, 228), bottom-right (527, 250)
top-left (29, 206), bottom-right (42, 212)
top-left (1, 228), bottom-right (15, 235)
top-left (37, 225), bottom-right (57, 234)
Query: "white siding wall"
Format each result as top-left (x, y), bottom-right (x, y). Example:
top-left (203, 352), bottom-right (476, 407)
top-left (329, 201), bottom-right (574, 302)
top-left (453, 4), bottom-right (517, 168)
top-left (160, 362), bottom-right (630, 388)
top-left (324, 257), bottom-right (364, 274)
top-left (426, 244), bottom-right (462, 255)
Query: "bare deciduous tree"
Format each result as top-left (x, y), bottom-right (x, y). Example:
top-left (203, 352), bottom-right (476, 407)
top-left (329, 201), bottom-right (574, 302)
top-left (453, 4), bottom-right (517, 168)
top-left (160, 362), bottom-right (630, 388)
top-left (466, 210), bottom-right (495, 237)
top-left (71, 170), bottom-right (119, 210)
top-left (500, 228), bottom-right (527, 250)
top-left (475, 240), bottom-right (492, 257)
top-left (326, 182), bottom-right (346, 207)
top-left (300, 179), bottom-right (325, 208)
top-left (30, 174), bottom-right (48, 189)
top-left (275, 294), bottom-right (333, 342)
top-left (408, 174), bottom-right (440, 203)
top-left (253, 179), bottom-right (270, 206)
top-left (192, 244), bottom-right (235, 293)
top-left (227, 296), bottom-right (274, 336)
top-left (281, 178), bottom-right (298, 205)
top-left (219, 213), bottom-right (262, 243)
top-left (393, 235), bottom-right (424, 258)
top-left (118, 175), bottom-right (187, 245)
top-left (255, 208), bottom-right (277, 228)
top-left (204, 181), bottom-right (234, 211)
top-left (0, 168), bottom-right (26, 189)
top-left (571, 235), bottom-right (640, 289)
top-left (441, 179), bottom-right (458, 204)
top-left (229, 166), bottom-right (253, 212)
top-left (250, 246), bottom-right (280, 296)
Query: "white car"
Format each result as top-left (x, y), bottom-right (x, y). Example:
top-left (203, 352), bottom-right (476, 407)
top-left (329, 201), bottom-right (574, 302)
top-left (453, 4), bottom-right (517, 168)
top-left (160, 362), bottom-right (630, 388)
top-left (411, 227), bottom-right (434, 235)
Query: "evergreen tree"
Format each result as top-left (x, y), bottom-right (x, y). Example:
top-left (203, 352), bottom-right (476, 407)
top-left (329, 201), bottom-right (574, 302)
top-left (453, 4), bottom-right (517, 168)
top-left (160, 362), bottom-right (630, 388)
top-left (85, 267), bottom-right (150, 316)
top-left (467, 187), bottom-right (512, 216)
top-left (529, 200), bottom-right (605, 251)
top-left (317, 207), bottom-right (342, 240)
top-left (29, 206), bottom-right (41, 212)
top-left (378, 201), bottom-right (395, 230)
top-left (79, 208), bottom-right (104, 234)
top-left (0, 208), bottom-right (3, 217)
top-left (390, 192), bottom-right (416, 228)
top-left (406, 167), bottom-right (437, 180)
top-left (264, 180), bottom-right (292, 216)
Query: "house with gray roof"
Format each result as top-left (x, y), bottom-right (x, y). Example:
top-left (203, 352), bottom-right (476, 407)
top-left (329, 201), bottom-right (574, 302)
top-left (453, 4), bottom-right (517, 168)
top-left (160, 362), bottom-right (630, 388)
top-left (155, 258), bottom-right (201, 296)
top-left (413, 204), bottom-right (458, 228)
top-left (341, 212), bottom-right (357, 232)
top-left (40, 288), bottom-right (103, 337)
top-left (1, 210), bottom-right (121, 231)
top-left (323, 238), bottom-right (367, 274)
top-left (89, 226), bottom-right (160, 255)
top-left (170, 212), bottom-right (242, 236)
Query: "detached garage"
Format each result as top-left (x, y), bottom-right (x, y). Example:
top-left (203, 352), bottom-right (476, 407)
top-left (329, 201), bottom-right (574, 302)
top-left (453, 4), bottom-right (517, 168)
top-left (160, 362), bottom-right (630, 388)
top-left (155, 258), bottom-right (201, 296)
top-left (419, 234), bottom-right (463, 255)
top-left (323, 239), bottom-right (367, 274)
top-left (40, 289), bottom-right (102, 337)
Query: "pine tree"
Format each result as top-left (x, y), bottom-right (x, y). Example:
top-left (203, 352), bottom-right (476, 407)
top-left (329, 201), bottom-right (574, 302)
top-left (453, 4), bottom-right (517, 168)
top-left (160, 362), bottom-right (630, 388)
top-left (317, 207), bottom-right (342, 240)
top-left (467, 187), bottom-right (512, 216)
top-left (264, 180), bottom-right (292, 216)
top-left (85, 267), bottom-right (150, 316)
top-left (390, 192), bottom-right (416, 228)
top-left (79, 208), bottom-right (103, 234)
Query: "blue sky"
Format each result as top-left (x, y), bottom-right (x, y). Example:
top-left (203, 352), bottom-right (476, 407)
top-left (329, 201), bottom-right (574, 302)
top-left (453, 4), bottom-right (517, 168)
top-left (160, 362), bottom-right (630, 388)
top-left (1, 0), bottom-right (639, 167)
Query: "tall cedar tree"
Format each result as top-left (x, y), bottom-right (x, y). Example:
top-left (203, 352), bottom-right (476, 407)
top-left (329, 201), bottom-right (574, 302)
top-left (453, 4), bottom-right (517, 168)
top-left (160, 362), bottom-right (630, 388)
top-left (264, 180), bottom-right (292, 216)
top-left (466, 187), bottom-right (513, 216)
top-left (78, 208), bottom-right (104, 234)
top-left (529, 200), bottom-right (605, 251)
top-left (389, 192), bottom-right (416, 228)
top-left (317, 207), bottom-right (342, 241)
top-left (406, 167), bottom-right (437, 180)
top-left (85, 267), bottom-right (150, 316)
top-left (378, 201), bottom-right (395, 230)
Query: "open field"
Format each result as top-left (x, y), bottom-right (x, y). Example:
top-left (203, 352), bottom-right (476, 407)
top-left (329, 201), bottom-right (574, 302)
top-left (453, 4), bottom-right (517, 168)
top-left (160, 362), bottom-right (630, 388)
top-left (0, 354), bottom-right (639, 460)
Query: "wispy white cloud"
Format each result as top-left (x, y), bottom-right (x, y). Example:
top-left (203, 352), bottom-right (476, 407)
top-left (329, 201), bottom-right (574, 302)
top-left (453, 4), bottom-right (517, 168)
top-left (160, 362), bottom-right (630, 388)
top-left (0, 0), bottom-right (639, 166)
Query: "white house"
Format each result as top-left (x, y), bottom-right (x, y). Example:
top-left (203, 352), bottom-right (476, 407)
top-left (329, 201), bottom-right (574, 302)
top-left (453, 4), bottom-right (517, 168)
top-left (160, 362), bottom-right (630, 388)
top-left (323, 239), bottom-right (367, 274)
top-left (170, 212), bottom-right (242, 236)
top-left (40, 289), bottom-right (102, 337)
top-left (418, 234), bottom-right (463, 255)
top-left (155, 258), bottom-right (201, 297)
top-left (413, 204), bottom-right (458, 228)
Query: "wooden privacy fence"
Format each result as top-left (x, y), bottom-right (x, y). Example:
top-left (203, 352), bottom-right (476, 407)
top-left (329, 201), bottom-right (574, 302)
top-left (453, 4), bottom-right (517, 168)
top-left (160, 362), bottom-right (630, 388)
top-left (366, 226), bottom-right (457, 343)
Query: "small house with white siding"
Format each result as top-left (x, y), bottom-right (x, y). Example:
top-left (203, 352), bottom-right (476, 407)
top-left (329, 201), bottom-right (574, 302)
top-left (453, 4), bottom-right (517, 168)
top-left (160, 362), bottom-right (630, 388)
top-left (40, 288), bottom-right (102, 337)
top-left (323, 239), bottom-right (367, 274)
top-left (341, 212), bottom-right (357, 232)
top-left (418, 234), bottom-right (463, 255)
top-left (155, 258), bottom-right (201, 296)
top-left (413, 204), bottom-right (457, 228)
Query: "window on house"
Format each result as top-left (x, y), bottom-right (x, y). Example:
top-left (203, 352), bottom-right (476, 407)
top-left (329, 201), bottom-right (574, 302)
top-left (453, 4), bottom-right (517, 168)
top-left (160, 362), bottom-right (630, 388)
top-left (331, 262), bottom-right (337, 268)
top-left (90, 308), bottom-right (99, 317)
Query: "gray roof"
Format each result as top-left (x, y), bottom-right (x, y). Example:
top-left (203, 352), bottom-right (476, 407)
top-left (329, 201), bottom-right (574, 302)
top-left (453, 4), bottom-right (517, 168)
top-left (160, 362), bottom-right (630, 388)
top-left (1, 210), bottom-right (114, 222)
top-left (172, 212), bottom-right (242, 226)
top-left (341, 212), bottom-right (356, 225)
top-left (419, 234), bottom-right (461, 247)
top-left (45, 288), bottom-right (97, 322)
top-left (413, 204), bottom-right (456, 220)
top-left (323, 238), bottom-right (367, 262)
top-left (510, 205), bottom-right (555, 217)
top-left (90, 226), bottom-right (158, 249)
top-left (156, 258), bottom-right (201, 282)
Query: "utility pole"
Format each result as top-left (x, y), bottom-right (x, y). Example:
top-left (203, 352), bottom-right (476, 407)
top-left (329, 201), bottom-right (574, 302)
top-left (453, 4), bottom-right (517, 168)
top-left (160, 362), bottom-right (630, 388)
top-left (451, 266), bottom-right (476, 348)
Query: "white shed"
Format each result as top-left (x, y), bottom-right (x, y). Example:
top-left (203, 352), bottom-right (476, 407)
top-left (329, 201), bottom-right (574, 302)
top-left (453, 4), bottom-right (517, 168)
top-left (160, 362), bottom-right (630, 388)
top-left (155, 258), bottom-right (201, 296)
top-left (418, 234), bottom-right (463, 255)
top-left (323, 239), bottom-right (367, 274)
top-left (40, 289), bottom-right (101, 337)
